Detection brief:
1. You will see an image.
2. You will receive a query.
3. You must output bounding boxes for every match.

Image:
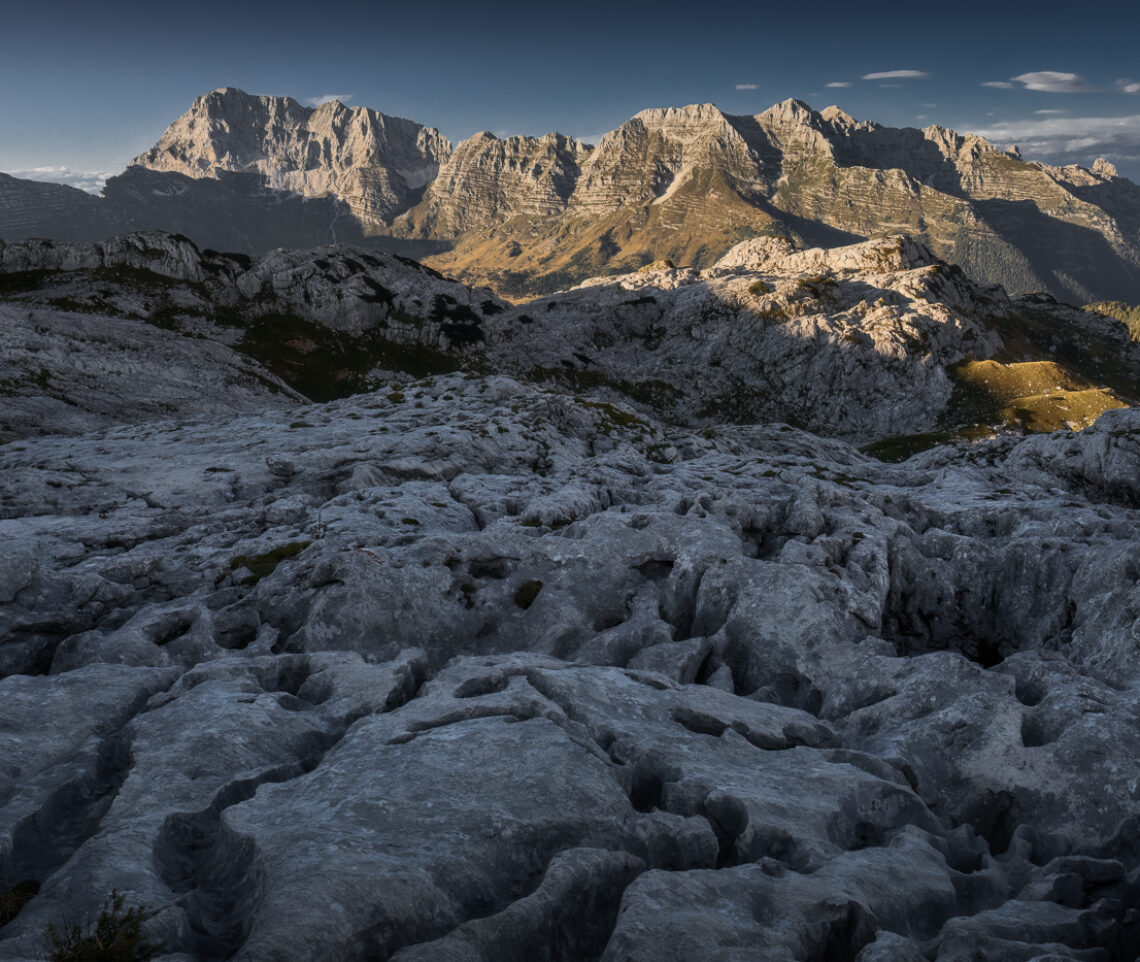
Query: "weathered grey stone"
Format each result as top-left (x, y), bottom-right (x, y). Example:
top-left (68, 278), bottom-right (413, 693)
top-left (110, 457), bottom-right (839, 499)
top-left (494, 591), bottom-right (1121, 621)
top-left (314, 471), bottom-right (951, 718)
top-left (3, 375), bottom-right (1140, 959)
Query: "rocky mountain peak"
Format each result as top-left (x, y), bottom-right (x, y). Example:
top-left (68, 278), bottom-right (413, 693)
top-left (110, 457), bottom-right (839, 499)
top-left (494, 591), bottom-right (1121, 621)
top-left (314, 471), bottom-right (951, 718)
top-left (1093, 158), bottom-right (1119, 179)
top-left (818, 105), bottom-right (863, 128)
top-left (631, 102), bottom-right (730, 128)
top-left (756, 98), bottom-right (819, 127)
top-left (133, 87), bottom-right (452, 226)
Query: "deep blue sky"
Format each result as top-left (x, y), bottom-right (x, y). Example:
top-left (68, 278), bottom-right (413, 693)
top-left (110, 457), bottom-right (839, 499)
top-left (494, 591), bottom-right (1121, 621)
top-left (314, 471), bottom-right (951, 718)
top-left (3, 0), bottom-right (1139, 188)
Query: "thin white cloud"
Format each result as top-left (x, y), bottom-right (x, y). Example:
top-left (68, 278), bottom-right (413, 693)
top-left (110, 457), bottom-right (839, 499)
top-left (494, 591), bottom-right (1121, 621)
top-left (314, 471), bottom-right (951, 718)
top-left (825, 82), bottom-right (851, 88)
top-left (1035, 109), bottom-right (1067, 115)
top-left (304, 93), bottom-right (354, 107)
top-left (1123, 82), bottom-right (1140, 95)
top-left (735, 83), bottom-right (757, 91)
top-left (4, 166), bottom-right (121, 194)
top-left (1011, 71), bottom-right (1096, 93)
top-left (982, 81), bottom-right (1014, 89)
top-left (862, 70), bottom-right (928, 80)
top-left (972, 114), bottom-right (1140, 170)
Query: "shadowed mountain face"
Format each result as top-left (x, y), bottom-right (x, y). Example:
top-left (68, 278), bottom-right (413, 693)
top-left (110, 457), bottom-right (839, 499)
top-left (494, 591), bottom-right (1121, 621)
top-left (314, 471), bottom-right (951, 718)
top-left (3, 89), bottom-right (1140, 304)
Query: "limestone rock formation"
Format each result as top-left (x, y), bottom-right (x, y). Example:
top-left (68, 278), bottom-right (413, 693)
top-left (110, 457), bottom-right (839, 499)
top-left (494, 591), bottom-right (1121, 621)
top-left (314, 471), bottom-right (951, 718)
top-left (133, 87), bottom-right (452, 227)
top-left (4, 370), bottom-right (1140, 959)
top-left (7, 93), bottom-right (1140, 304)
top-left (409, 99), bottom-right (1140, 303)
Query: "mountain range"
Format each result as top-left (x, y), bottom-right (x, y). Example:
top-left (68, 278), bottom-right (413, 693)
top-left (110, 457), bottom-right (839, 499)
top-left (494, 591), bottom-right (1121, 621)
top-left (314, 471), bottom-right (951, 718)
top-left (4, 87), bottom-right (1140, 304)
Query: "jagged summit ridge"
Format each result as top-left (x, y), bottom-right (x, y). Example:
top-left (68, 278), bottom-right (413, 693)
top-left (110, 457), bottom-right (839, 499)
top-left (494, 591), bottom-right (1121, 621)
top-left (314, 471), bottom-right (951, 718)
top-left (5, 91), bottom-right (1139, 304)
top-left (134, 87), bottom-right (452, 225)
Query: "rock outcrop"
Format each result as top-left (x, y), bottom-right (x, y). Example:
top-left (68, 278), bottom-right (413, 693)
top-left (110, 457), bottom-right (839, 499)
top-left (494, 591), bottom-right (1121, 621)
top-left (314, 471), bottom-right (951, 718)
top-left (4, 372), bottom-right (1140, 959)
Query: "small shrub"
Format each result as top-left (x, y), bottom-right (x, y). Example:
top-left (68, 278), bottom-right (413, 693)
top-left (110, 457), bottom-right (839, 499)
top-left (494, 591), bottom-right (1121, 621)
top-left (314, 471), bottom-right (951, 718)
top-left (44, 891), bottom-right (160, 962)
top-left (748, 280), bottom-right (772, 296)
top-left (230, 540), bottom-right (313, 583)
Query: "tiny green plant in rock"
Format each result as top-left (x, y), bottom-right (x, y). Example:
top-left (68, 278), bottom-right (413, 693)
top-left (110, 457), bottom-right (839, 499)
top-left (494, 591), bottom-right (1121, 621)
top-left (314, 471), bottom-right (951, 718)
top-left (230, 540), bottom-right (313, 584)
top-left (748, 279), bottom-right (773, 296)
top-left (43, 891), bottom-right (160, 962)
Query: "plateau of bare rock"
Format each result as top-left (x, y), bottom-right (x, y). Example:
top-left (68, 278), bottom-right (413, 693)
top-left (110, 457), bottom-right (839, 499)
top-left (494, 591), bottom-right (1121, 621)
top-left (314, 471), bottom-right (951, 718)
top-left (4, 370), bottom-right (1140, 960)
top-left (2, 230), bottom-right (1135, 448)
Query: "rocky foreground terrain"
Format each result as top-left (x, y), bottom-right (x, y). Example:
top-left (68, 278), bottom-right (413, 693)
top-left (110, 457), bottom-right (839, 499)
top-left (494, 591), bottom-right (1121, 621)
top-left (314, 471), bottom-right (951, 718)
top-left (5, 88), bottom-right (1140, 304)
top-left (4, 369), bottom-right (1140, 960)
top-left (4, 228), bottom-right (1140, 959)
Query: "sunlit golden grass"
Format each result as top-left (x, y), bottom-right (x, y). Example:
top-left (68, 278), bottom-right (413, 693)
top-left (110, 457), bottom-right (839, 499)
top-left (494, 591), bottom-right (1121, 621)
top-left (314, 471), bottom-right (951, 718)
top-left (952, 359), bottom-right (1126, 432)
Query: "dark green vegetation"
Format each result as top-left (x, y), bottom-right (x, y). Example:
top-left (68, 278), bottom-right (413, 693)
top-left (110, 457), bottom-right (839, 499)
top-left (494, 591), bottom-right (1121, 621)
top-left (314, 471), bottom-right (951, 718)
top-left (514, 580), bottom-right (544, 610)
top-left (44, 892), bottom-right (159, 962)
top-left (230, 541), bottom-right (313, 584)
top-left (527, 368), bottom-right (680, 418)
top-left (860, 432), bottom-right (960, 463)
top-left (0, 269), bottom-right (63, 296)
top-left (0, 880), bottom-right (39, 927)
top-left (237, 313), bottom-right (464, 402)
top-left (0, 260), bottom-right (479, 404)
top-left (1087, 301), bottom-right (1140, 340)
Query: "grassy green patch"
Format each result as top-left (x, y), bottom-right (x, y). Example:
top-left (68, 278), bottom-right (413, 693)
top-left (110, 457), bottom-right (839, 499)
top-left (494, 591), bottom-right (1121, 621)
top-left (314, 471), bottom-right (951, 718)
top-left (237, 313), bottom-right (465, 402)
top-left (748, 279), bottom-right (773, 296)
top-left (948, 359), bottom-right (1125, 433)
top-left (990, 307), bottom-right (1140, 405)
top-left (230, 540), bottom-right (313, 583)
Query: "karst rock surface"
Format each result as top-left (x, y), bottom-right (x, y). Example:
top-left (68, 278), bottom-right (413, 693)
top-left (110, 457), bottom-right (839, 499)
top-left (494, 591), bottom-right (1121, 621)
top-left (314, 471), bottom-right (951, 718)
top-left (3, 368), bottom-right (1140, 959)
